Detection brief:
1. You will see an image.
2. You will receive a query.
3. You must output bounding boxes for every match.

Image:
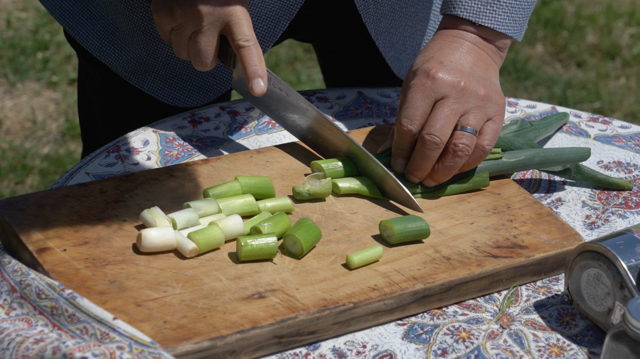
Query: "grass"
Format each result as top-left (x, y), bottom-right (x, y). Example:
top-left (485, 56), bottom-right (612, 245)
top-left (0, 0), bottom-right (638, 199)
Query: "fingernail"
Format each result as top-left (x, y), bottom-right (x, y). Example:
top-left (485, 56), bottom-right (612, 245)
top-left (405, 173), bottom-right (420, 184)
top-left (377, 138), bottom-right (392, 153)
top-left (422, 179), bottom-right (438, 187)
top-left (250, 78), bottom-right (266, 96)
top-left (391, 159), bottom-right (407, 173)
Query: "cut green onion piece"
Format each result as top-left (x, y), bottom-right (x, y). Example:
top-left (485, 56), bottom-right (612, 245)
top-left (413, 172), bottom-right (490, 198)
top-left (310, 157), bottom-right (358, 179)
top-left (346, 244), bottom-right (383, 269)
top-left (139, 206), bottom-right (172, 228)
top-left (250, 211), bottom-right (292, 238)
top-left (136, 227), bottom-right (177, 253)
top-left (209, 214), bottom-right (245, 241)
top-left (331, 177), bottom-right (383, 199)
top-left (283, 218), bottom-right (322, 258)
top-left (256, 196), bottom-right (295, 213)
top-left (236, 233), bottom-right (279, 262)
top-left (168, 208), bottom-right (201, 230)
top-left (203, 180), bottom-right (243, 199)
top-left (199, 213), bottom-right (227, 226)
top-left (216, 194), bottom-right (259, 216)
top-left (179, 224), bottom-right (206, 236)
top-left (379, 215), bottom-right (430, 245)
top-left (187, 225), bottom-right (225, 254)
top-left (292, 172), bottom-right (332, 201)
top-left (243, 211), bottom-right (272, 235)
top-left (175, 231), bottom-right (199, 258)
top-left (183, 198), bottom-right (220, 217)
top-left (235, 175), bottom-right (276, 199)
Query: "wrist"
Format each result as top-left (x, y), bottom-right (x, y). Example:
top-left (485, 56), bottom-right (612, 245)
top-left (436, 15), bottom-right (512, 66)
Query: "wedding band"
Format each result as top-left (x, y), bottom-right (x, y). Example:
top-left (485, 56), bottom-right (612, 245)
top-left (455, 125), bottom-right (479, 137)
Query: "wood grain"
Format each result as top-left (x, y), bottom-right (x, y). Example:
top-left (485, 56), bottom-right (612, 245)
top-left (0, 125), bottom-right (583, 358)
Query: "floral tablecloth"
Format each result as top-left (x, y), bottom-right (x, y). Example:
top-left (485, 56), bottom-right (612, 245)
top-left (2, 88), bottom-right (639, 358)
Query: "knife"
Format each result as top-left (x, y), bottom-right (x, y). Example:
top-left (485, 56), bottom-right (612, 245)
top-left (218, 38), bottom-right (422, 213)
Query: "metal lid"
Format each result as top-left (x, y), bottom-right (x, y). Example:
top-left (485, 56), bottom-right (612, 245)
top-left (625, 297), bottom-right (640, 334)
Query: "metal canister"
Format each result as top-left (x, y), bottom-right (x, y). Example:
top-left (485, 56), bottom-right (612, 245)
top-left (564, 225), bottom-right (640, 331)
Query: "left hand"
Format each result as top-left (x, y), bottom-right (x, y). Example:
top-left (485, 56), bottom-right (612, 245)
top-left (379, 15), bottom-right (512, 187)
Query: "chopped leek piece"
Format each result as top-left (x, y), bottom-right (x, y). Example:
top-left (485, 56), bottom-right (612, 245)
top-left (139, 206), bottom-right (172, 228)
top-left (199, 213), bottom-right (227, 226)
top-left (179, 224), bottom-right (206, 236)
top-left (413, 172), bottom-right (490, 198)
top-left (256, 196), bottom-right (295, 213)
top-left (236, 233), bottom-right (279, 262)
top-left (242, 211), bottom-right (272, 235)
top-left (346, 244), bottom-right (383, 269)
top-left (175, 231), bottom-right (199, 258)
top-left (188, 225), bottom-right (225, 254)
top-left (331, 176), bottom-right (383, 199)
top-left (136, 227), bottom-right (177, 253)
top-left (217, 194), bottom-right (260, 216)
top-left (310, 157), bottom-right (358, 179)
top-left (168, 208), bottom-right (201, 230)
top-left (203, 180), bottom-right (243, 199)
top-left (292, 172), bottom-right (332, 201)
top-left (183, 198), bottom-right (220, 217)
top-left (379, 215), bottom-right (430, 245)
top-left (209, 214), bottom-right (245, 241)
top-left (283, 218), bottom-right (322, 258)
top-left (235, 175), bottom-right (276, 199)
top-left (250, 211), bottom-right (292, 238)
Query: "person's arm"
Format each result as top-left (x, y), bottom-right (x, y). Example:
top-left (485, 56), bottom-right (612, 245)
top-left (150, 0), bottom-right (267, 97)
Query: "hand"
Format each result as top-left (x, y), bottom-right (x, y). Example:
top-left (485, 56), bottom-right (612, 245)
top-left (379, 15), bottom-right (512, 186)
top-left (151, 0), bottom-right (267, 96)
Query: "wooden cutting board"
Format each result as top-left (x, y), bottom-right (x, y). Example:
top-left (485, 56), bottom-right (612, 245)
top-left (0, 125), bottom-right (583, 358)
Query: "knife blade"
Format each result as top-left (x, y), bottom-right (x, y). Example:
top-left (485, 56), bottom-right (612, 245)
top-left (218, 39), bottom-right (422, 213)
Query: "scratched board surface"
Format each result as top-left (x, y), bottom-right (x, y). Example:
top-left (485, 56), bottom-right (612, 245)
top-left (0, 125), bottom-right (583, 358)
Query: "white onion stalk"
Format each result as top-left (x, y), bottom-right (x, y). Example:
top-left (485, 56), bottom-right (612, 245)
top-left (168, 208), bottom-right (200, 230)
top-left (175, 231), bottom-right (199, 258)
top-left (183, 198), bottom-right (220, 217)
top-left (139, 206), bottom-right (172, 228)
top-left (136, 227), bottom-right (177, 253)
top-left (210, 214), bottom-right (245, 241)
top-left (199, 213), bottom-right (227, 226)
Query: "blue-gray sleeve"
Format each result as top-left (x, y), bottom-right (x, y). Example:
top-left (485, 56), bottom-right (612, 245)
top-left (440, 0), bottom-right (537, 41)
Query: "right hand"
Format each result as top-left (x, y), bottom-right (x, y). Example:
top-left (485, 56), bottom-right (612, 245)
top-left (151, 0), bottom-right (267, 96)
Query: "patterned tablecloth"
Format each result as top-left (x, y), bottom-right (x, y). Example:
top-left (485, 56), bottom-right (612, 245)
top-left (2, 88), bottom-right (639, 358)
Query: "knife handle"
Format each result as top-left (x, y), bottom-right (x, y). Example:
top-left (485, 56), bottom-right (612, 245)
top-left (218, 35), bottom-right (237, 70)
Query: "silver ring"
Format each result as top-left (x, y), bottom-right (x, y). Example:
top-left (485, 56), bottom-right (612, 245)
top-left (455, 125), bottom-right (479, 137)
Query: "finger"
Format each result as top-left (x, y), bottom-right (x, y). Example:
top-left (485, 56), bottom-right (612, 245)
top-left (458, 114), bottom-right (503, 172)
top-left (401, 100), bottom-right (462, 183)
top-left (222, 7), bottom-right (267, 96)
top-left (377, 126), bottom-right (395, 153)
top-left (421, 113), bottom-right (484, 186)
top-left (170, 23), bottom-right (192, 61)
top-left (390, 77), bottom-right (435, 176)
top-left (150, 0), bottom-right (174, 43)
top-left (188, 23), bottom-right (221, 71)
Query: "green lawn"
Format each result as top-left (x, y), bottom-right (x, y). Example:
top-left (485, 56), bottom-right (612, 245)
top-left (1, 0), bottom-right (638, 199)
